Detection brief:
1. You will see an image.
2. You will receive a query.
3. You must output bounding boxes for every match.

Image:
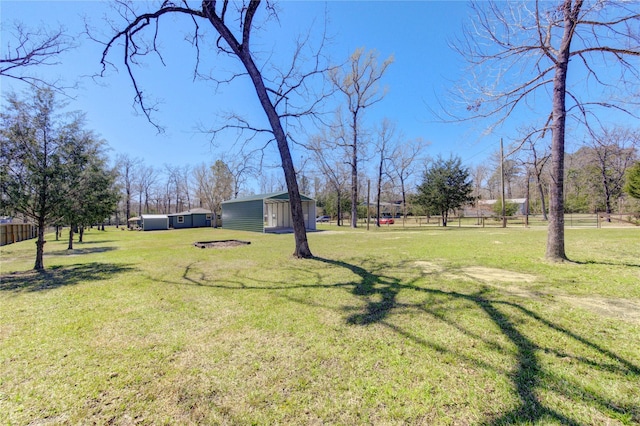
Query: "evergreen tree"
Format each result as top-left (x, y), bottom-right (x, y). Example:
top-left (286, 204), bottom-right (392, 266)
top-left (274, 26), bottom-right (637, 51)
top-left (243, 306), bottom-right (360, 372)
top-left (1, 88), bottom-right (68, 269)
top-left (624, 162), bottom-right (640, 200)
top-left (416, 156), bottom-right (473, 227)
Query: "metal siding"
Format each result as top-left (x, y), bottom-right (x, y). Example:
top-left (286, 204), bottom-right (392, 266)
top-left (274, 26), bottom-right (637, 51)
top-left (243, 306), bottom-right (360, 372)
top-left (192, 214), bottom-right (207, 227)
top-left (222, 199), bottom-right (264, 232)
top-left (305, 200), bottom-right (316, 230)
top-left (142, 216), bottom-right (168, 231)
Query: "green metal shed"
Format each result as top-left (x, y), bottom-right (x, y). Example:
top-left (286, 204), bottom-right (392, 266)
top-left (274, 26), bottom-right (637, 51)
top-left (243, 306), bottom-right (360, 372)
top-left (221, 191), bottom-right (316, 233)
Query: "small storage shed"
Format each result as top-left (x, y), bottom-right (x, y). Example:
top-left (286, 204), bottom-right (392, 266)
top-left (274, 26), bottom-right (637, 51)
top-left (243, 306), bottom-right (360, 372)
top-left (168, 208), bottom-right (213, 229)
top-left (141, 214), bottom-right (169, 231)
top-left (222, 191), bottom-right (316, 233)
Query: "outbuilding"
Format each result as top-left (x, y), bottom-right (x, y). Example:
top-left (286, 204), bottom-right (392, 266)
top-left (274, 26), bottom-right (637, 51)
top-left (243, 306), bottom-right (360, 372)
top-left (140, 214), bottom-right (169, 231)
top-left (168, 208), bottom-right (213, 229)
top-left (221, 191), bottom-right (316, 233)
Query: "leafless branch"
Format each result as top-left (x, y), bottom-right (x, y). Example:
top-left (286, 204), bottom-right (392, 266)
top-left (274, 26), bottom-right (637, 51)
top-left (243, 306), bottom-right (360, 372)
top-left (1, 22), bottom-right (76, 92)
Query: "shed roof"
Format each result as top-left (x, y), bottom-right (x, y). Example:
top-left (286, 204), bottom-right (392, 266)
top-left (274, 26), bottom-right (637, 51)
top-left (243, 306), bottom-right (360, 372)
top-left (141, 214), bottom-right (168, 219)
top-left (168, 208), bottom-right (212, 216)
top-left (222, 191), bottom-right (314, 204)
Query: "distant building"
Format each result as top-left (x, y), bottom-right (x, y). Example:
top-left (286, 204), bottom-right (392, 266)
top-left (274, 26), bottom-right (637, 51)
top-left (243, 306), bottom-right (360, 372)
top-left (222, 192), bottom-right (316, 233)
top-left (140, 214), bottom-right (169, 231)
top-left (168, 208), bottom-right (213, 229)
top-left (473, 198), bottom-right (528, 216)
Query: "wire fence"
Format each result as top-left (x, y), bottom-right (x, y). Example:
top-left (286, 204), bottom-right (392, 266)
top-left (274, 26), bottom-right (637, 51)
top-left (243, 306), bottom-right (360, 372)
top-left (350, 212), bottom-right (639, 229)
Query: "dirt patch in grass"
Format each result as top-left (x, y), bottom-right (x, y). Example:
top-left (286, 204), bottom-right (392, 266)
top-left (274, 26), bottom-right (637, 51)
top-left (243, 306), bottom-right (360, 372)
top-left (461, 266), bottom-right (536, 283)
top-left (555, 295), bottom-right (640, 324)
top-left (414, 262), bottom-right (536, 284)
top-left (194, 240), bottom-right (251, 249)
top-left (414, 261), bottom-right (640, 323)
top-left (414, 261), bottom-right (444, 274)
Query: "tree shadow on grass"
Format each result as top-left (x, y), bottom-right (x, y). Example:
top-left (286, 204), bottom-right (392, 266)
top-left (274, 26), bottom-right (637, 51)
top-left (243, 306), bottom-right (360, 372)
top-left (0, 262), bottom-right (136, 292)
top-left (168, 256), bottom-right (639, 424)
top-left (312, 256), bottom-right (639, 425)
top-left (572, 259), bottom-right (640, 268)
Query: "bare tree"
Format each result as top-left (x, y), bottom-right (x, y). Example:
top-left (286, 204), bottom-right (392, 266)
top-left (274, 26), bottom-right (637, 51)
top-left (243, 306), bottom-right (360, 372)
top-left (164, 164), bottom-right (183, 213)
top-left (523, 135), bottom-right (551, 220)
top-left (329, 48), bottom-right (393, 228)
top-left (1, 22), bottom-right (75, 91)
top-left (309, 132), bottom-right (350, 226)
top-left (586, 127), bottom-right (639, 219)
top-left (135, 164), bottom-right (157, 216)
top-left (98, 1), bottom-right (333, 258)
top-left (452, 0), bottom-right (640, 261)
top-left (180, 164), bottom-right (192, 211)
top-left (388, 136), bottom-right (428, 220)
top-left (471, 164), bottom-right (489, 204)
top-left (194, 160), bottom-right (233, 227)
top-left (373, 119), bottom-right (396, 226)
top-left (116, 154), bottom-right (141, 225)
top-left (223, 153), bottom-right (258, 199)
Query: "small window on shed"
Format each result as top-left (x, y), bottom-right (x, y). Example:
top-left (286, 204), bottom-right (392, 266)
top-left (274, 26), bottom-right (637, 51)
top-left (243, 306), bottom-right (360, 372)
top-left (177, 216), bottom-right (184, 224)
top-left (206, 214), bottom-right (212, 220)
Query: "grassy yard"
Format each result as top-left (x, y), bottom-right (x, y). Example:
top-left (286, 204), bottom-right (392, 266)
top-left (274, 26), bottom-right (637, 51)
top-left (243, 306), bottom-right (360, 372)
top-left (1, 224), bottom-right (639, 425)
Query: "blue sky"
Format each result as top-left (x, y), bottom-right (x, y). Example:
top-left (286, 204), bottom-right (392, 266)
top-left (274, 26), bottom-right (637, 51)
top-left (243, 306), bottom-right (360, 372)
top-left (2, 1), bottom-right (536, 188)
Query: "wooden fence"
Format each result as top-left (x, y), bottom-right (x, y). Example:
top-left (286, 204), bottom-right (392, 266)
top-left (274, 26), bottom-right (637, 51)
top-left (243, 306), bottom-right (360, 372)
top-left (0, 223), bottom-right (37, 246)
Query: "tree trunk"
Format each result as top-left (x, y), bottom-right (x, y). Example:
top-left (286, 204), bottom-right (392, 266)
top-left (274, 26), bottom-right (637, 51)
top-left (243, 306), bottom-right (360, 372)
top-left (601, 170), bottom-right (613, 221)
top-left (351, 113), bottom-right (358, 228)
top-left (536, 177), bottom-right (548, 221)
top-left (79, 226), bottom-right (84, 243)
top-left (34, 220), bottom-right (46, 270)
top-left (376, 150), bottom-right (383, 227)
top-left (201, 2), bottom-right (312, 257)
top-left (68, 224), bottom-right (74, 250)
top-left (233, 54), bottom-right (311, 257)
top-left (337, 189), bottom-right (342, 227)
top-left (546, 0), bottom-right (580, 262)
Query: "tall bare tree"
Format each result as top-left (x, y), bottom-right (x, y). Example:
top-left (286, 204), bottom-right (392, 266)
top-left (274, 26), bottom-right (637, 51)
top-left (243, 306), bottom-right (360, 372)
top-left (116, 154), bottom-right (141, 225)
top-left (309, 132), bottom-right (350, 226)
top-left (586, 127), bottom-right (639, 219)
top-left (329, 48), bottom-right (393, 228)
top-left (388, 136), bottom-right (428, 220)
top-left (194, 160), bottom-right (233, 227)
top-left (373, 119), bottom-right (395, 226)
top-left (523, 135), bottom-right (551, 220)
top-left (135, 164), bottom-right (157, 216)
top-left (223, 153), bottom-right (257, 199)
top-left (99, 1), bottom-right (331, 258)
top-left (452, 0), bottom-right (640, 261)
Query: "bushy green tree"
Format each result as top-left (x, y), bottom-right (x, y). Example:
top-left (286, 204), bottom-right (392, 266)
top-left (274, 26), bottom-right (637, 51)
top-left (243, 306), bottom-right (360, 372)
top-left (624, 162), bottom-right (640, 200)
top-left (416, 156), bottom-right (473, 227)
top-left (1, 88), bottom-right (68, 269)
top-left (492, 200), bottom-right (520, 217)
top-left (58, 123), bottom-right (117, 249)
top-left (1, 88), bottom-right (117, 267)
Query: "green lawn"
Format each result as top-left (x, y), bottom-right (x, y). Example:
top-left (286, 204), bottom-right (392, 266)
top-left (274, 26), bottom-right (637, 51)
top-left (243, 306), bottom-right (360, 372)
top-left (1, 225), bottom-right (639, 425)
